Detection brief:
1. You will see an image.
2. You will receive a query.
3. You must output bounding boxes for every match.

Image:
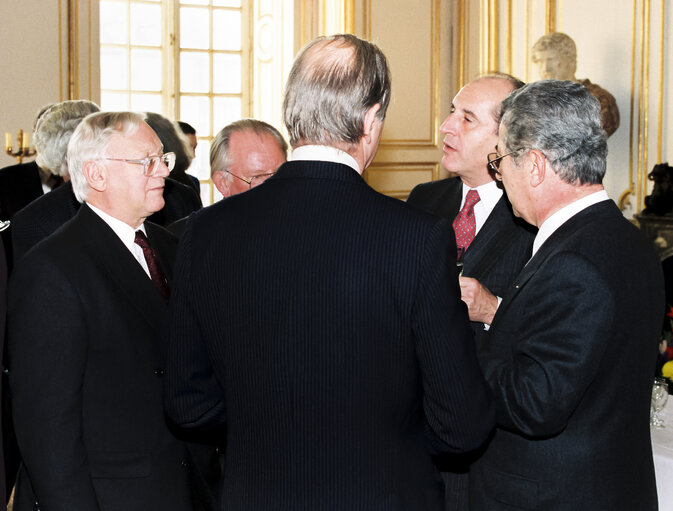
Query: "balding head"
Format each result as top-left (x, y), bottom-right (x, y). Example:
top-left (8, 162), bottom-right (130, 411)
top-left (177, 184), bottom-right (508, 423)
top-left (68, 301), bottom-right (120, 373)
top-left (282, 34), bottom-right (391, 149)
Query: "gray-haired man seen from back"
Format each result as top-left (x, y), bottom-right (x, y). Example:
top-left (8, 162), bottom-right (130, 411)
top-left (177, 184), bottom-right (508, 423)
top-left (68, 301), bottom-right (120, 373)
top-left (164, 33), bottom-right (495, 510)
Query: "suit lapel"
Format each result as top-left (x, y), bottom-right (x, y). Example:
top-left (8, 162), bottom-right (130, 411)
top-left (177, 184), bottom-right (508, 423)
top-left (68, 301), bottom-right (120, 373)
top-left (463, 196), bottom-right (513, 278)
top-left (76, 205), bottom-right (167, 330)
top-left (491, 200), bottom-right (616, 325)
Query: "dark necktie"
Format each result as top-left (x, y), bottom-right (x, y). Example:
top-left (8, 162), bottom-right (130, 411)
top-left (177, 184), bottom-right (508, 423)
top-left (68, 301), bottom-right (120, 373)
top-left (134, 230), bottom-right (170, 300)
top-left (452, 189), bottom-right (481, 260)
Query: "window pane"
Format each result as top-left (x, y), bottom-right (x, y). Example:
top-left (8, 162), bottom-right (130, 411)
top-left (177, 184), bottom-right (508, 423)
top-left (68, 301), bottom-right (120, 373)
top-left (131, 93), bottom-right (162, 114)
top-left (213, 97), bottom-right (241, 133)
top-left (180, 7), bottom-right (210, 49)
top-left (130, 4), bottom-right (162, 46)
top-left (100, 91), bottom-right (130, 111)
top-left (131, 48), bottom-right (162, 91)
top-left (213, 10), bottom-right (241, 51)
top-left (181, 0), bottom-right (209, 5)
top-left (189, 140), bottom-right (210, 180)
top-left (100, 47), bottom-right (128, 89)
top-left (100, 1), bottom-right (128, 44)
top-left (181, 96), bottom-right (210, 137)
top-left (213, 0), bottom-right (241, 6)
top-left (180, 52), bottom-right (210, 93)
top-left (213, 54), bottom-right (241, 94)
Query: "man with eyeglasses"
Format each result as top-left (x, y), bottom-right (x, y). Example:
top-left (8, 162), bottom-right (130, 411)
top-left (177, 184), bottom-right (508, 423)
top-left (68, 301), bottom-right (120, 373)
top-left (406, 74), bottom-right (536, 510)
top-left (164, 34), bottom-right (494, 510)
top-left (211, 119), bottom-right (287, 198)
top-left (8, 111), bottom-right (198, 511)
top-left (468, 80), bottom-right (662, 510)
top-left (167, 119), bottom-right (287, 237)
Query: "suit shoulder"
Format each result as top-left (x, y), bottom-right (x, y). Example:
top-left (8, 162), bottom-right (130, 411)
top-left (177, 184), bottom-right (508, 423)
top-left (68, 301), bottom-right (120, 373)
top-left (409, 176), bottom-right (460, 196)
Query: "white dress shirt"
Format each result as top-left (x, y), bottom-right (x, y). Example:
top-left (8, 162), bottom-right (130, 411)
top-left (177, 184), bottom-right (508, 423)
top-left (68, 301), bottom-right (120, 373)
top-left (87, 203), bottom-right (151, 278)
top-left (458, 180), bottom-right (504, 235)
top-left (532, 190), bottom-right (610, 257)
top-left (290, 145), bottom-right (361, 173)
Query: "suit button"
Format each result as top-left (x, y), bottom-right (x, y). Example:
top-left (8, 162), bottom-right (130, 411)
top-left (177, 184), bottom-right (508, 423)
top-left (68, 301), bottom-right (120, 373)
top-left (181, 459), bottom-right (188, 468)
top-left (154, 368), bottom-right (164, 376)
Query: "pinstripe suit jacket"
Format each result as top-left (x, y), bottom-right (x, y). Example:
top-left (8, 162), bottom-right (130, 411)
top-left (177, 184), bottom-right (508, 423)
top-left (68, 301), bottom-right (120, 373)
top-left (164, 160), bottom-right (495, 511)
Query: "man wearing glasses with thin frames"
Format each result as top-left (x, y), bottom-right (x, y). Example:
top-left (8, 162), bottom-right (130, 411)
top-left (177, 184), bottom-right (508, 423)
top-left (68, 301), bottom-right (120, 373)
top-left (8, 112), bottom-right (197, 511)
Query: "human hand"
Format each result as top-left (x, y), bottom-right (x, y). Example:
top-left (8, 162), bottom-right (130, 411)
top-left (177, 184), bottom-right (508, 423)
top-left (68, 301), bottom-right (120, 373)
top-left (458, 276), bottom-right (499, 325)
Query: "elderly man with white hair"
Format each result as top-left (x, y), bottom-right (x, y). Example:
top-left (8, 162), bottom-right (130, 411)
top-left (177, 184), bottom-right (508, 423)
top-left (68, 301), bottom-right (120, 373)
top-left (8, 111), bottom-right (197, 511)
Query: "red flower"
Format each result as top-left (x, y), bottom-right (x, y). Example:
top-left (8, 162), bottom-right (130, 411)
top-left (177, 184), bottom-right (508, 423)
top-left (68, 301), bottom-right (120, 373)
top-left (667, 306), bottom-right (673, 319)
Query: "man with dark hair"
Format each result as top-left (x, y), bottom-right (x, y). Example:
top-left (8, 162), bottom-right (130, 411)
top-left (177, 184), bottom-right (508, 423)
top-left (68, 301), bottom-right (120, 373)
top-left (407, 74), bottom-right (535, 510)
top-left (164, 34), bottom-right (494, 510)
top-left (9, 112), bottom-right (196, 511)
top-left (469, 79), bottom-right (662, 509)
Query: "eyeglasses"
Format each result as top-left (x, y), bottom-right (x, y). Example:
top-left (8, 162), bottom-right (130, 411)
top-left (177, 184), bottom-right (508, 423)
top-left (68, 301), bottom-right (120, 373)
top-left (224, 169), bottom-right (276, 189)
top-left (487, 151), bottom-right (515, 179)
top-left (102, 152), bottom-right (176, 176)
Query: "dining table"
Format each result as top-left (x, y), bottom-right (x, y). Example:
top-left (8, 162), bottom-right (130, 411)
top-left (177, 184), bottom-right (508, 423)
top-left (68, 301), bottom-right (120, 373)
top-left (652, 399), bottom-right (673, 509)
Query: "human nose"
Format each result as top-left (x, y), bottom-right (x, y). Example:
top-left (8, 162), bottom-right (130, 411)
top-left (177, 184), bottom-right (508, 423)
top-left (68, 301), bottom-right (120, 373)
top-left (153, 158), bottom-right (170, 178)
top-left (440, 114), bottom-right (456, 135)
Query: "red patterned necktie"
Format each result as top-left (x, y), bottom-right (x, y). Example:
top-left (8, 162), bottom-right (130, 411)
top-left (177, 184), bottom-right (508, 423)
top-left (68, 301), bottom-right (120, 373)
top-left (134, 230), bottom-right (170, 301)
top-left (452, 189), bottom-right (481, 260)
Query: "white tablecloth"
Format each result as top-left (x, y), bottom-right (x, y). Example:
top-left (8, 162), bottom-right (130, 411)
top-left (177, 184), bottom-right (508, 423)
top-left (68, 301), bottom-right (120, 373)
top-left (652, 400), bottom-right (673, 509)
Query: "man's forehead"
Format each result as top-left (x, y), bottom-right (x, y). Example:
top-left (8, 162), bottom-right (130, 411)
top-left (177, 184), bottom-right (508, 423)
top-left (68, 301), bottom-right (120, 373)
top-left (454, 80), bottom-right (510, 121)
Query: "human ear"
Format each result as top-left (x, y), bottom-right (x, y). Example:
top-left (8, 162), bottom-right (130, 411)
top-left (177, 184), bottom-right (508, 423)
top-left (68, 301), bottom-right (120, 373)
top-left (363, 103), bottom-right (382, 142)
top-left (529, 149), bottom-right (546, 187)
top-left (212, 171), bottom-right (231, 198)
top-left (83, 161), bottom-right (107, 192)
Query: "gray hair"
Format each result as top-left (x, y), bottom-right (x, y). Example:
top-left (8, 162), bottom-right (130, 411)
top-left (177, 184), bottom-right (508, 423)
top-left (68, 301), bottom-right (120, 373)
top-left (532, 32), bottom-right (577, 65)
top-left (500, 80), bottom-right (607, 185)
top-left (144, 112), bottom-right (193, 173)
top-left (34, 100), bottom-right (100, 176)
top-left (33, 103), bottom-right (57, 131)
top-left (282, 33), bottom-right (391, 148)
top-left (67, 111), bottom-right (146, 203)
top-left (210, 119), bottom-right (288, 178)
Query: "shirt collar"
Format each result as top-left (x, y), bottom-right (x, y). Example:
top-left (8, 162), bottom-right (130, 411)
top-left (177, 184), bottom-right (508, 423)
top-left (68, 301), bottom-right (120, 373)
top-left (460, 180), bottom-right (503, 213)
top-left (86, 202), bottom-right (146, 251)
top-left (533, 190), bottom-right (610, 256)
top-left (290, 145), bottom-right (361, 173)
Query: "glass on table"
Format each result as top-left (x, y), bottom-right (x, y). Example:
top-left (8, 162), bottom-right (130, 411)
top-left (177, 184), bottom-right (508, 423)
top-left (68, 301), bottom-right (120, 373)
top-left (651, 377), bottom-right (669, 428)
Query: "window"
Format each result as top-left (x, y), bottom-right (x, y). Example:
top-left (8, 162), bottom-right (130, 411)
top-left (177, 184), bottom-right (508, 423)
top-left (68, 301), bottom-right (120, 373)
top-left (100, 0), bottom-right (249, 204)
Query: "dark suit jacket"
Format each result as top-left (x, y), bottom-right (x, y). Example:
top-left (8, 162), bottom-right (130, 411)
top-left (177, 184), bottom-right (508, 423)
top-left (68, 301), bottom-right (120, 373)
top-left (0, 161), bottom-right (46, 221)
top-left (470, 200), bottom-right (663, 510)
top-left (8, 205), bottom-right (193, 511)
top-left (0, 160), bottom-right (63, 269)
top-left (11, 178), bottom-right (202, 263)
top-left (407, 177), bottom-right (536, 509)
top-left (0, 237), bottom-right (7, 505)
top-left (164, 160), bottom-right (495, 510)
top-left (407, 177), bottom-right (536, 303)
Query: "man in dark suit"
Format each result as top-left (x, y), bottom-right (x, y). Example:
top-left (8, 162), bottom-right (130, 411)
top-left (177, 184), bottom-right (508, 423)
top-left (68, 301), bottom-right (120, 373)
top-left (164, 34), bottom-right (495, 510)
top-left (407, 75), bottom-right (536, 509)
top-left (8, 111), bottom-right (196, 511)
top-left (468, 80), bottom-right (663, 509)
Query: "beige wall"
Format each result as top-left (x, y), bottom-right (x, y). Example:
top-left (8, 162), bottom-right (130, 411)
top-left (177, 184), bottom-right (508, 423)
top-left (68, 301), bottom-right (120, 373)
top-left (459, 0), bottom-right (671, 218)
top-left (354, 0), bottom-right (452, 199)
top-left (0, 0), bottom-right (99, 167)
